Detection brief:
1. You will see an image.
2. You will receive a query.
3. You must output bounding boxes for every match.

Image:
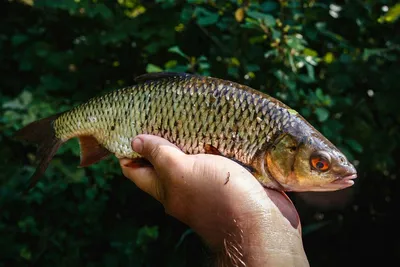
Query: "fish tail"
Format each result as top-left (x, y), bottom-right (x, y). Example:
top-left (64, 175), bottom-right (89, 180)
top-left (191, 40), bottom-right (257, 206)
top-left (14, 114), bottom-right (63, 190)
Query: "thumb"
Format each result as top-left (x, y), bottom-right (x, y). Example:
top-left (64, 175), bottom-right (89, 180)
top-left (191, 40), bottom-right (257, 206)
top-left (132, 134), bottom-right (185, 170)
top-left (119, 135), bottom-right (185, 202)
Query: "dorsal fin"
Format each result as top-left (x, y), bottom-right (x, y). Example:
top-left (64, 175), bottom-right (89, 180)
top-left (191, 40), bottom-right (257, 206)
top-left (135, 72), bottom-right (195, 83)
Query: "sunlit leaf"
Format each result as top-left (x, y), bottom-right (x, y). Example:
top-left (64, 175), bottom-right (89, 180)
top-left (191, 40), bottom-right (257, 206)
top-left (168, 46), bottom-right (188, 58)
top-left (378, 3), bottom-right (400, 23)
top-left (146, 64), bottom-right (163, 73)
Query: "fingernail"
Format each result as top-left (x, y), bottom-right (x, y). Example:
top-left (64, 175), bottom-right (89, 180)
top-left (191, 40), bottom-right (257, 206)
top-left (132, 137), bottom-right (143, 153)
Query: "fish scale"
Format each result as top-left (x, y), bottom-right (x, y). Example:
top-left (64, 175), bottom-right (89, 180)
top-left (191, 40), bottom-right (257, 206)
top-left (68, 76), bottom-right (276, 157)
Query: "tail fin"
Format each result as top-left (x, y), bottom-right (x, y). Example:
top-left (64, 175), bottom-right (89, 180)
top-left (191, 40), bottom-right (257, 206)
top-left (14, 114), bottom-right (63, 190)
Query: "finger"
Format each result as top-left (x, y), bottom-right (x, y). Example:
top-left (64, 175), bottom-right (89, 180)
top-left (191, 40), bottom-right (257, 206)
top-left (132, 135), bottom-right (185, 170)
top-left (119, 159), bottom-right (164, 202)
top-left (265, 189), bottom-right (301, 231)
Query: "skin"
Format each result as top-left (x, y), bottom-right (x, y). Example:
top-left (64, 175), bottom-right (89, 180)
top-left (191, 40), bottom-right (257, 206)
top-left (119, 135), bottom-right (309, 267)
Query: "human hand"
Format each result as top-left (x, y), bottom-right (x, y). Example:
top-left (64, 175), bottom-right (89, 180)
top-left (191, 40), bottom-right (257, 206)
top-left (119, 135), bottom-right (309, 267)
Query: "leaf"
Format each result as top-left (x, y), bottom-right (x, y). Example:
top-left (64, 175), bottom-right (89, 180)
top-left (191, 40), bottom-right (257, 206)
top-left (20, 247), bottom-right (32, 260)
top-left (136, 226), bottom-right (159, 246)
top-left (378, 3), bottom-right (400, 23)
top-left (315, 107), bottom-right (330, 122)
top-left (362, 48), bottom-right (393, 61)
top-left (261, 1), bottom-right (279, 12)
top-left (180, 5), bottom-right (194, 23)
top-left (315, 88), bottom-right (324, 101)
top-left (166, 64), bottom-right (188, 72)
top-left (304, 48), bottom-right (318, 57)
top-left (246, 10), bottom-right (276, 27)
top-left (11, 34), bottom-right (28, 46)
top-left (146, 64), bottom-right (163, 73)
top-left (2, 90), bottom-right (32, 109)
top-left (164, 60), bottom-right (178, 69)
top-left (235, 8), bottom-right (244, 22)
top-left (345, 139), bottom-right (363, 153)
top-left (195, 7), bottom-right (219, 26)
top-left (302, 221), bottom-right (330, 236)
top-left (95, 4), bottom-right (114, 19)
top-left (168, 46), bottom-right (187, 58)
top-left (306, 63), bottom-right (316, 81)
top-left (246, 64), bottom-right (260, 72)
top-left (20, 91), bottom-right (33, 106)
top-left (324, 52), bottom-right (335, 63)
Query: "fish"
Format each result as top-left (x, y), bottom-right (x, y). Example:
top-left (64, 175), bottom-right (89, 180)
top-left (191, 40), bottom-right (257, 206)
top-left (15, 72), bottom-right (357, 192)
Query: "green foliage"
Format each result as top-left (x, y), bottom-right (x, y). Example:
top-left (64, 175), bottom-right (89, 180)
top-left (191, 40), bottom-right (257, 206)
top-left (0, 0), bottom-right (399, 266)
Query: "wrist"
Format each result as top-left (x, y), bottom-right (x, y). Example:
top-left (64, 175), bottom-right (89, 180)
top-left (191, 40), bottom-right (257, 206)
top-left (238, 210), bottom-right (309, 267)
top-left (197, 193), bottom-right (308, 267)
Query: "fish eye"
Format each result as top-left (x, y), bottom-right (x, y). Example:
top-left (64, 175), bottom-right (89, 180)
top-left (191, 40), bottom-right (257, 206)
top-left (310, 152), bottom-right (331, 172)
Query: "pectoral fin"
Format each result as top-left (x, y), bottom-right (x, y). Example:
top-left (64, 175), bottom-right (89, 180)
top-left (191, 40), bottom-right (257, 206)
top-left (204, 144), bottom-right (223, 155)
top-left (78, 136), bottom-right (111, 167)
top-left (204, 144), bottom-right (256, 174)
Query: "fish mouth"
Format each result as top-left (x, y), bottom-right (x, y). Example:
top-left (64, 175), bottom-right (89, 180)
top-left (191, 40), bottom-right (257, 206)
top-left (311, 173), bottom-right (358, 191)
top-left (331, 173), bottom-right (358, 187)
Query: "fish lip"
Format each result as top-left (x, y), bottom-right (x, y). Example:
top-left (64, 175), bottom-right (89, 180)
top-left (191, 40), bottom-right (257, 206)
top-left (340, 173), bottom-right (358, 180)
top-left (331, 173), bottom-right (357, 186)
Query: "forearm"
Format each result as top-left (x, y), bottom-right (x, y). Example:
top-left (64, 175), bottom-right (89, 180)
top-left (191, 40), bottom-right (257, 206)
top-left (196, 189), bottom-right (309, 267)
top-left (212, 212), bottom-right (309, 267)
top-left (182, 190), bottom-right (309, 266)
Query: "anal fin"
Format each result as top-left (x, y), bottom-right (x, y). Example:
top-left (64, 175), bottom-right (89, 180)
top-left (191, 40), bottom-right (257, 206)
top-left (78, 136), bottom-right (111, 167)
top-left (123, 157), bottom-right (153, 168)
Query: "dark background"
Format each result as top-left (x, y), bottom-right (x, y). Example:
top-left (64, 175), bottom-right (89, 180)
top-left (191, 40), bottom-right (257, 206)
top-left (1, 0), bottom-right (399, 266)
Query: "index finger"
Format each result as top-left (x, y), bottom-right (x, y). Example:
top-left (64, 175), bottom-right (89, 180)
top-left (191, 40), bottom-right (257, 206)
top-left (265, 189), bottom-right (301, 231)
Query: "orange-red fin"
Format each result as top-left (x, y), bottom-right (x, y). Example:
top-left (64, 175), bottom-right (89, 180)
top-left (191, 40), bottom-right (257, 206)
top-left (204, 144), bottom-right (223, 155)
top-left (123, 158), bottom-right (153, 168)
top-left (78, 136), bottom-right (111, 167)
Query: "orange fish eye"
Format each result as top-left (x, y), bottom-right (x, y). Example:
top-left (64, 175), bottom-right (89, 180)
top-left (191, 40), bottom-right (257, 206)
top-left (310, 154), bottom-right (330, 172)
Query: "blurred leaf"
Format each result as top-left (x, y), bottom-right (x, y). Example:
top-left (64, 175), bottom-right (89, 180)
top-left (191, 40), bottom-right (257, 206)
top-left (146, 64), bottom-right (163, 73)
top-left (235, 8), bottom-right (244, 22)
top-left (168, 46), bottom-right (187, 58)
top-left (11, 34), bottom-right (28, 46)
top-left (19, 247), bottom-right (32, 261)
top-left (302, 221), bottom-right (330, 236)
top-left (345, 139), bottom-right (363, 153)
top-left (378, 3), bottom-right (400, 23)
top-left (324, 52), bottom-right (335, 63)
top-left (194, 7), bottom-right (219, 26)
top-left (136, 226), bottom-right (159, 246)
top-left (94, 4), bottom-right (114, 19)
top-left (246, 10), bottom-right (276, 26)
top-left (304, 48), bottom-right (318, 57)
top-left (261, 1), bottom-right (279, 12)
top-left (315, 107), bottom-right (330, 122)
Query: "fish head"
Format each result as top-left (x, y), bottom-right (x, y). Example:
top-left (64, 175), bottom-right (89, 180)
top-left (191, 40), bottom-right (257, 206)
top-left (263, 133), bottom-right (357, 192)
